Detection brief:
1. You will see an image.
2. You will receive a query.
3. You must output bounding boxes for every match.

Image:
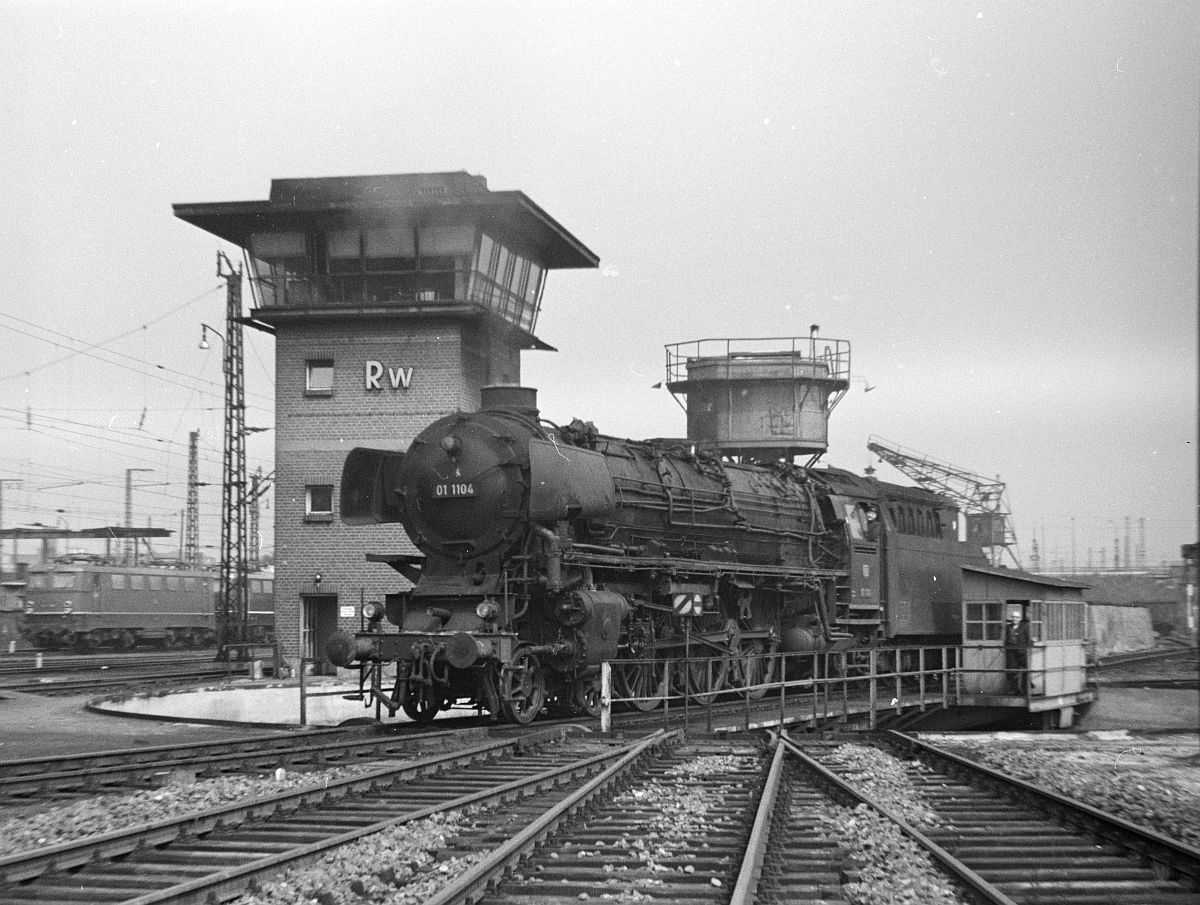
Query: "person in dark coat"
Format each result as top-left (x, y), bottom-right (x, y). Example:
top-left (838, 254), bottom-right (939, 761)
top-left (1005, 611), bottom-right (1030, 694)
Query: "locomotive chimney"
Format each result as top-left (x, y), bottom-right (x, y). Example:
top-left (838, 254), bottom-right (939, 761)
top-left (480, 385), bottom-right (539, 417)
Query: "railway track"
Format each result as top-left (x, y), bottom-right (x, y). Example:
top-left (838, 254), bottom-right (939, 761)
top-left (1094, 646), bottom-right (1198, 689)
top-left (0, 666), bottom-right (246, 696)
top-left (778, 731), bottom-right (1200, 905)
top-left (441, 739), bottom-right (763, 904)
top-left (0, 727), bottom-right (665, 905)
top-left (0, 650), bottom-right (220, 676)
top-left (0, 724), bottom-right (464, 803)
top-left (1094, 644), bottom-right (1195, 670)
top-left (4, 722), bottom-right (1198, 904)
top-left (0, 650), bottom-right (250, 695)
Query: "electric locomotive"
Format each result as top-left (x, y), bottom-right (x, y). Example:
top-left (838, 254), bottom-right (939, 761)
top-left (21, 559), bottom-right (276, 650)
top-left (330, 385), bottom-right (987, 724)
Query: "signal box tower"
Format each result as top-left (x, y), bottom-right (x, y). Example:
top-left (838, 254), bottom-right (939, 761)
top-left (175, 172), bottom-right (597, 673)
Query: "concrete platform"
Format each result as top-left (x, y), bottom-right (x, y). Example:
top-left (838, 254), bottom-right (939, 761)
top-left (89, 679), bottom-right (404, 728)
top-left (0, 688), bottom-right (287, 760)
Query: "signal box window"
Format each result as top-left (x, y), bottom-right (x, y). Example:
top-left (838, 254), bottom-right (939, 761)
top-left (306, 484), bottom-right (334, 522)
top-left (306, 360), bottom-right (334, 396)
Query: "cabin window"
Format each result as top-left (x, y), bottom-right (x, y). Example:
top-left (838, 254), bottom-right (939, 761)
top-left (1031, 600), bottom-right (1085, 641)
top-left (252, 231), bottom-right (306, 258)
top-left (964, 601), bottom-right (1004, 641)
top-left (182, 577), bottom-right (198, 591)
top-left (110, 574), bottom-right (126, 590)
top-left (419, 224), bottom-right (474, 256)
top-left (305, 359), bottom-right (334, 395)
top-left (51, 572), bottom-right (78, 589)
top-left (326, 230), bottom-right (362, 273)
top-left (130, 574), bottom-right (145, 590)
top-left (248, 232), bottom-right (310, 307)
top-left (165, 576), bottom-right (180, 591)
top-left (363, 227), bottom-right (416, 272)
top-left (147, 576), bottom-right (162, 591)
top-left (469, 232), bottom-right (542, 332)
top-left (306, 484), bottom-right (334, 519)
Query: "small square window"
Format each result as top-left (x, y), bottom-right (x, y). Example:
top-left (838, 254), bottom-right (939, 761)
top-left (306, 484), bottom-right (334, 521)
top-left (306, 360), bottom-right (334, 395)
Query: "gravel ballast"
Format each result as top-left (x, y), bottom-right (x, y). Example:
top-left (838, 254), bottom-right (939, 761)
top-left (816, 743), bottom-right (968, 905)
top-left (0, 760), bottom-right (402, 855)
top-left (922, 732), bottom-right (1200, 848)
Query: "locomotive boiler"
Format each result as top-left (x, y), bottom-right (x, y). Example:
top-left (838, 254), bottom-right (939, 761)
top-left (330, 384), bottom-right (986, 724)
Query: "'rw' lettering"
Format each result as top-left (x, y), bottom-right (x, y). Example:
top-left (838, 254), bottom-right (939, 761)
top-left (364, 361), bottom-right (415, 391)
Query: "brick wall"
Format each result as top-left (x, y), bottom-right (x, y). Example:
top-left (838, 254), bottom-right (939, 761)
top-left (272, 317), bottom-right (523, 670)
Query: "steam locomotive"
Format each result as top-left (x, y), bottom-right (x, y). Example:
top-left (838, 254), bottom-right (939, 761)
top-left (330, 385), bottom-right (989, 724)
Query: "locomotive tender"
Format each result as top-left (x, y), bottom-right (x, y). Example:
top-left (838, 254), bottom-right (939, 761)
top-left (331, 381), bottom-right (988, 724)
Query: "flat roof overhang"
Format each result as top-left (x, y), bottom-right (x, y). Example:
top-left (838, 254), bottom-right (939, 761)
top-left (173, 187), bottom-right (598, 271)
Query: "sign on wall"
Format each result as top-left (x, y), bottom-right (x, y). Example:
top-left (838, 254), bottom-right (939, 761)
top-left (364, 361), bottom-right (414, 391)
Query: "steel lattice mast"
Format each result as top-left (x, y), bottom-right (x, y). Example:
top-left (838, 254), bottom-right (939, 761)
top-left (867, 435), bottom-right (1020, 567)
top-left (185, 429), bottom-right (200, 568)
top-left (217, 252), bottom-right (248, 654)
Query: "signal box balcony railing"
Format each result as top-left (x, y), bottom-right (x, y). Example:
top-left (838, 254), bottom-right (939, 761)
top-left (249, 269), bottom-right (539, 333)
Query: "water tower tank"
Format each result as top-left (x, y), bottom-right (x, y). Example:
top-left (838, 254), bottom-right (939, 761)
top-left (665, 335), bottom-right (850, 460)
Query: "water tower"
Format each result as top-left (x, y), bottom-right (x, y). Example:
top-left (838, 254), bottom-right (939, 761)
top-left (665, 330), bottom-right (850, 461)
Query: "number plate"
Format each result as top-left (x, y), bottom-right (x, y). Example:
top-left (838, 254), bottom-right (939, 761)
top-left (433, 482), bottom-right (475, 498)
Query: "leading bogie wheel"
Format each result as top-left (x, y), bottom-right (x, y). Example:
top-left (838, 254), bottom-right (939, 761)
top-left (501, 650), bottom-right (546, 725)
top-left (402, 685), bottom-right (445, 724)
top-left (573, 675), bottom-right (603, 718)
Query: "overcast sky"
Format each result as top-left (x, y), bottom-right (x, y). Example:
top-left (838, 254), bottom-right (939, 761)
top-left (1, 0), bottom-right (1196, 569)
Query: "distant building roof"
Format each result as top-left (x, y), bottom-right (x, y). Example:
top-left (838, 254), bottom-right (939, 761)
top-left (1067, 572), bottom-right (1181, 606)
top-left (0, 525), bottom-right (172, 540)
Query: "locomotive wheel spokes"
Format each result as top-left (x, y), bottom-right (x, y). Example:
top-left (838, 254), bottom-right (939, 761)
top-left (682, 615), bottom-right (734, 704)
top-left (614, 614), bottom-right (668, 711)
top-left (684, 649), bottom-right (730, 703)
top-left (614, 659), bottom-right (668, 710)
top-left (733, 637), bottom-right (779, 700)
top-left (402, 684), bottom-right (445, 724)
top-left (501, 650), bottom-right (546, 725)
